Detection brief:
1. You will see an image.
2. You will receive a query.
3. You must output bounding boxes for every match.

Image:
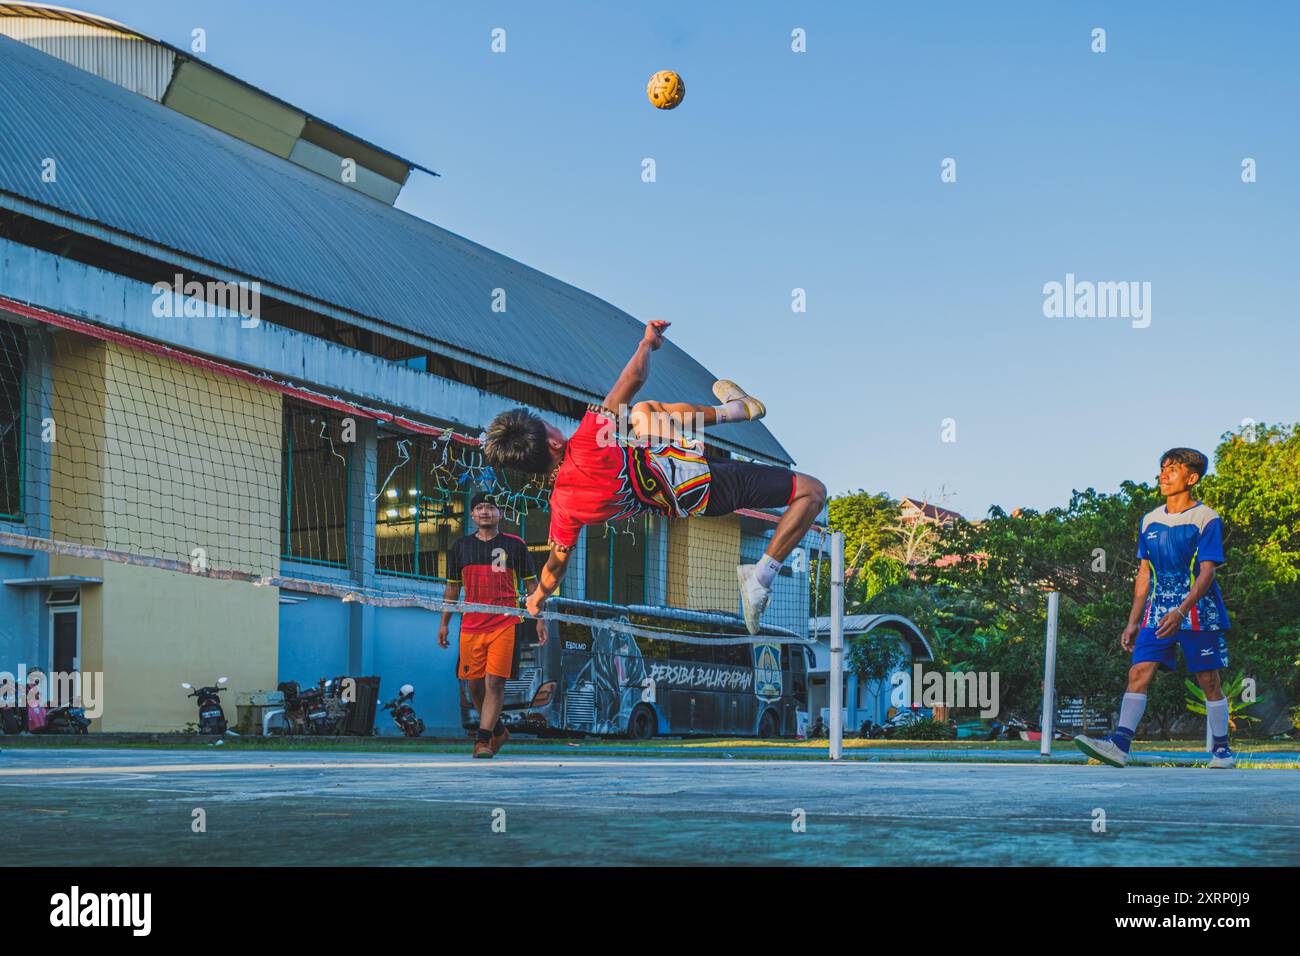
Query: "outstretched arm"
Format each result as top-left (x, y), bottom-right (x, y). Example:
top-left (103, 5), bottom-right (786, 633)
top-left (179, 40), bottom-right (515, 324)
top-left (526, 547), bottom-right (574, 617)
top-left (601, 321), bottom-right (670, 413)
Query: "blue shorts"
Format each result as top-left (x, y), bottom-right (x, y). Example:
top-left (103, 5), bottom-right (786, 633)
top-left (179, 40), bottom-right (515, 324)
top-left (1133, 628), bottom-right (1228, 673)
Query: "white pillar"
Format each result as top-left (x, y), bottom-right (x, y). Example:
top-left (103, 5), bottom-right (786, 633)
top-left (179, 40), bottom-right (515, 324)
top-left (829, 531), bottom-right (845, 761)
top-left (1040, 590), bottom-right (1059, 756)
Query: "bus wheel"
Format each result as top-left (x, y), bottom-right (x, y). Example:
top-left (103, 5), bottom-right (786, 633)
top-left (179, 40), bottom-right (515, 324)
top-left (627, 706), bottom-right (657, 740)
top-left (758, 709), bottom-right (780, 739)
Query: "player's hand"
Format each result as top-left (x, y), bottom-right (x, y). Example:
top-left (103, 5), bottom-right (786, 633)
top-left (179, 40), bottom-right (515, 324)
top-left (1120, 623), bottom-right (1139, 652)
top-left (1155, 609), bottom-right (1184, 639)
top-left (437, 623), bottom-right (450, 649)
top-left (643, 320), bottom-right (670, 350)
top-left (535, 616), bottom-right (548, 646)
top-left (526, 587), bottom-right (547, 618)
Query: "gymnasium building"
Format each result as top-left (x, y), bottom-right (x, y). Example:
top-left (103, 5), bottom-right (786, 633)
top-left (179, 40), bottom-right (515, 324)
top-left (0, 4), bottom-right (817, 733)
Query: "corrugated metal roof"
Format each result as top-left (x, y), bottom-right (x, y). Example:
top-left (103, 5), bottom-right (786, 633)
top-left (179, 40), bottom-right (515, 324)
top-left (0, 35), bottom-right (790, 464)
top-left (0, 12), bottom-right (174, 99)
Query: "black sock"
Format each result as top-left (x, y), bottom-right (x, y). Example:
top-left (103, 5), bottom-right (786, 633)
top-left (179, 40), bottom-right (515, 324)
top-left (493, 719), bottom-right (505, 736)
top-left (476, 727), bottom-right (493, 742)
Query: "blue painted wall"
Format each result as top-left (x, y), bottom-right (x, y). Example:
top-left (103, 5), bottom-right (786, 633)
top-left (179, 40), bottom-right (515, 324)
top-left (277, 594), bottom-right (350, 691)
top-left (0, 548), bottom-right (49, 674)
top-left (372, 605), bottom-right (463, 735)
top-left (277, 592), bottom-right (465, 736)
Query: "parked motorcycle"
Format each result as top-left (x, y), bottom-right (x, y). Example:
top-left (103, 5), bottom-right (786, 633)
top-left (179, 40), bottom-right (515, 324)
top-left (182, 677), bottom-right (230, 735)
top-left (2, 675), bottom-right (89, 734)
top-left (993, 711), bottom-right (1072, 742)
top-left (381, 683), bottom-right (425, 738)
top-left (879, 708), bottom-right (922, 739)
top-left (277, 678), bottom-right (347, 735)
top-left (41, 703), bottom-right (91, 735)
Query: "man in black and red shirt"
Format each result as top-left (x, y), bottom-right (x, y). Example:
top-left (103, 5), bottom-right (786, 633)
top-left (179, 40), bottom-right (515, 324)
top-left (438, 493), bottom-right (543, 758)
top-left (482, 321), bottom-right (827, 635)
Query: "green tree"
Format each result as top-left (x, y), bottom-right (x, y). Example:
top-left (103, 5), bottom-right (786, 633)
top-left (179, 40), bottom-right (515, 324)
top-left (812, 490), bottom-right (901, 615)
top-left (824, 423), bottom-right (1300, 735)
top-left (1199, 422), bottom-right (1300, 709)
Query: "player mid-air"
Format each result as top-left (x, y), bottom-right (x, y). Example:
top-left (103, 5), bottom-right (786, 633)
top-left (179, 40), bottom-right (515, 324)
top-left (482, 320), bottom-right (826, 635)
top-left (1073, 448), bottom-right (1235, 769)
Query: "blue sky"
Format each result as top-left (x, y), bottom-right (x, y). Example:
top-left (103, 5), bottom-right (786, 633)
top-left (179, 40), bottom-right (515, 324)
top-left (86, 1), bottom-right (1298, 517)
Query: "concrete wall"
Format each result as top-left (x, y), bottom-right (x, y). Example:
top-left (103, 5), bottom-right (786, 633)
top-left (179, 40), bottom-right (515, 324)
top-left (49, 332), bottom-right (282, 577)
top-left (0, 238), bottom-right (582, 446)
top-left (0, 548), bottom-right (50, 674)
top-left (50, 555), bottom-right (279, 731)
top-left (666, 514), bottom-right (741, 613)
top-left (278, 592), bottom-right (464, 736)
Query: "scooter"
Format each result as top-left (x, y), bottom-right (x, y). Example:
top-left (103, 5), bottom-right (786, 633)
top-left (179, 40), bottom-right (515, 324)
top-left (41, 703), bottom-right (90, 734)
top-left (381, 684), bottom-right (425, 738)
top-left (182, 677), bottom-right (230, 735)
top-left (5, 677), bottom-right (90, 734)
top-left (879, 708), bottom-right (922, 739)
top-left (276, 679), bottom-right (341, 735)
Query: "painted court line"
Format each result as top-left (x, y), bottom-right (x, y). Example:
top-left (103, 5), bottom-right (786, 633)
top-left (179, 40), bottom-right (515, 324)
top-left (0, 758), bottom-right (1176, 776)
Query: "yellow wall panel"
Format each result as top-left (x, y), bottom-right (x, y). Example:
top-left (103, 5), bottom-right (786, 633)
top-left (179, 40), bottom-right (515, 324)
top-left (50, 556), bottom-right (280, 732)
top-left (50, 332), bottom-right (283, 577)
top-left (666, 515), bottom-right (740, 614)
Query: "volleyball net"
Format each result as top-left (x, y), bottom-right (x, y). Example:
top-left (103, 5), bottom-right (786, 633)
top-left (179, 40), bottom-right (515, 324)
top-left (0, 297), bottom-right (820, 645)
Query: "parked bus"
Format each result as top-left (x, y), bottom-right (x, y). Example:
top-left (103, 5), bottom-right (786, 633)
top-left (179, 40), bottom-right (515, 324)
top-left (460, 597), bottom-right (812, 739)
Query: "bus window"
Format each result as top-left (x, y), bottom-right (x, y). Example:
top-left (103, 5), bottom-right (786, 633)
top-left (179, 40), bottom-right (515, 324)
top-left (639, 637), bottom-right (672, 662)
top-left (670, 642), bottom-right (715, 666)
top-left (715, 643), bottom-right (749, 668)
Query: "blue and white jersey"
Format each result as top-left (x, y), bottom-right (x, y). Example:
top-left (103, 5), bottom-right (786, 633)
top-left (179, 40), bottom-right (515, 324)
top-left (1136, 502), bottom-right (1230, 632)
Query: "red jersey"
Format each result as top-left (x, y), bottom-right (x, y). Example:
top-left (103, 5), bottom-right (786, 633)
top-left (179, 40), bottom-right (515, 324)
top-left (547, 406), bottom-right (712, 549)
top-left (448, 533), bottom-right (536, 633)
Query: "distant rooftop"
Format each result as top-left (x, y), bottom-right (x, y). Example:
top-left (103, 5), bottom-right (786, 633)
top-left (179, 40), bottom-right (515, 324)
top-left (900, 497), bottom-right (963, 523)
top-left (0, 1), bottom-right (436, 204)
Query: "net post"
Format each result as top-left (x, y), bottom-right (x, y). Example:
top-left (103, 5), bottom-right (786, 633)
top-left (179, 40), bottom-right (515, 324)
top-left (829, 530), bottom-right (845, 761)
top-left (1040, 590), bottom-right (1059, 757)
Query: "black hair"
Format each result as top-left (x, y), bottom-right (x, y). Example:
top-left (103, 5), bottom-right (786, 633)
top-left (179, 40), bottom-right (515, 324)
top-left (469, 492), bottom-right (497, 511)
top-left (483, 407), bottom-right (553, 474)
top-left (1159, 447), bottom-right (1209, 480)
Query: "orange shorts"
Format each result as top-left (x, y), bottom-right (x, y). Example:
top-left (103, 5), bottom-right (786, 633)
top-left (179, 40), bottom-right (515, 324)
top-left (458, 623), bottom-right (516, 680)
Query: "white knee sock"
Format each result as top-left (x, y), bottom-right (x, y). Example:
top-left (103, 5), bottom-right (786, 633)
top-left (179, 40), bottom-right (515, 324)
top-left (1206, 697), bottom-right (1230, 742)
top-left (753, 553), bottom-right (783, 589)
top-left (1117, 692), bottom-right (1147, 733)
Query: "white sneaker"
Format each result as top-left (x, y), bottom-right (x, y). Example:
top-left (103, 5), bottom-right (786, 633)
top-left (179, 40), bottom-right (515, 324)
top-left (1073, 734), bottom-right (1128, 768)
top-left (1209, 745), bottom-right (1236, 769)
top-left (737, 564), bottom-right (771, 635)
top-left (712, 380), bottom-right (766, 422)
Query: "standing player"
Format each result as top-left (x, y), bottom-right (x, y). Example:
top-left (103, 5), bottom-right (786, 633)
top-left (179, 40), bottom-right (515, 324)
top-left (481, 320), bottom-right (826, 635)
top-left (1074, 448), bottom-right (1235, 769)
top-left (438, 493), bottom-right (545, 759)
